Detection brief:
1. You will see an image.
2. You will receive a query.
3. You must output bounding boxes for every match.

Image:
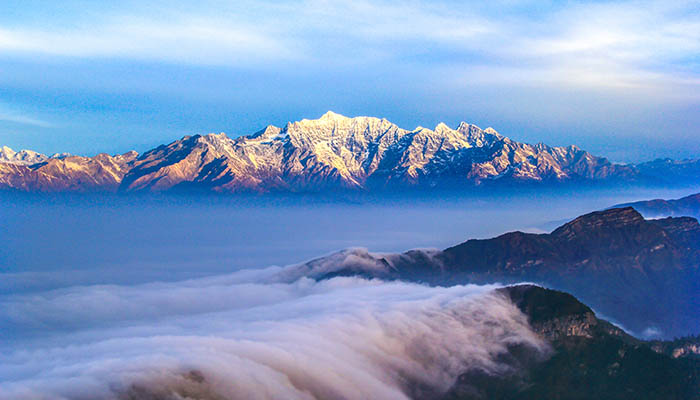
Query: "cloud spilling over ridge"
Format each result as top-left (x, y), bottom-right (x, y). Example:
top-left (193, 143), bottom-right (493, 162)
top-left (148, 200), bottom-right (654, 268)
top-left (0, 259), bottom-right (549, 400)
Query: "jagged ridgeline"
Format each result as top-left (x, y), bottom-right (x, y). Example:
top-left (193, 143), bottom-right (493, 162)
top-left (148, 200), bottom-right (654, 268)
top-left (1, 112), bottom-right (699, 193)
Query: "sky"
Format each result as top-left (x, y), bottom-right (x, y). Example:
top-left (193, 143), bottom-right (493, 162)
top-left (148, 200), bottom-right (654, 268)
top-left (0, 0), bottom-right (699, 162)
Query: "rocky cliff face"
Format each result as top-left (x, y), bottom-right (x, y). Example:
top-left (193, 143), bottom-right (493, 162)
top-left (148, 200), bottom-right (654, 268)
top-left (0, 112), bottom-right (666, 193)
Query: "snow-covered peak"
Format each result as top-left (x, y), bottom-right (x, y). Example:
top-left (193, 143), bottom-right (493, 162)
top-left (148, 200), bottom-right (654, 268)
top-left (434, 122), bottom-right (451, 132)
top-left (484, 127), bottom-right (502, 137)
top-left (296, 111), bottom-right (392, 128)
top-left (194, 133), bottom-right (239, 158)
top-left (318, 110), bottom-right (348, 121)
top-left (50, 152), bottom-right (72, 159)
top-left (284, 112), bottom-right (405, 147)
top-left (296, 111), bottom-right (364, 128)
top-left (0, 146), bottom-right (48, 165)
top-left (453, 122), bottom-right (508, 147)
top-left (457, 122), bottom-right (470, 130)
top-left (249, 125), bottom-right (282, 140)
top-left (244, 126), bottom-right (288, 145)
top-left (200, 132), bottom-right (230, 142)
top-left (1, 145), bottom-right (15, 158)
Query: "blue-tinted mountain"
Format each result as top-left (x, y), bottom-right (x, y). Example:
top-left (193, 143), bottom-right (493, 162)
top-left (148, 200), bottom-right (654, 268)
top-left (616, 192), bottom-right (700, 218)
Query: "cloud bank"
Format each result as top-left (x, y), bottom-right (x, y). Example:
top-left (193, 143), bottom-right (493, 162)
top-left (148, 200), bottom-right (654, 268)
top-left (0, 262), bottom-right (548, 400)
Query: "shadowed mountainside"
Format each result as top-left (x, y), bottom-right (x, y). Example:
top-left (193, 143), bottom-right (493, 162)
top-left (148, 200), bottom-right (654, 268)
top-left (302, 207), bottom-right (700, 338)
top-left (444, 285), bottom-right (700, 400)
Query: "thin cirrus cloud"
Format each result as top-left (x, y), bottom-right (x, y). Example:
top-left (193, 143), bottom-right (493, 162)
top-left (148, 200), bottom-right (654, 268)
top-left (0, 0), bottom-right (697, 93)
top-left (0, 19), bottom-right (297, 67)
top-left (0, 1), bottom-right (495, 65)
top-left (437, 1), bottom-right (700, 99)
top-left (0, 104), bottom-right (52, 128)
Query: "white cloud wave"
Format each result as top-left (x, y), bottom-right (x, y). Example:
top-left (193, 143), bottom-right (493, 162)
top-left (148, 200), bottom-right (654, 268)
top-left (0, 264), bottom-right (548, 400)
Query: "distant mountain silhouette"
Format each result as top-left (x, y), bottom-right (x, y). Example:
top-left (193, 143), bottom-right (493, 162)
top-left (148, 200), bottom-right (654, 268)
top-left (616, 192), bottom-right (700, 218)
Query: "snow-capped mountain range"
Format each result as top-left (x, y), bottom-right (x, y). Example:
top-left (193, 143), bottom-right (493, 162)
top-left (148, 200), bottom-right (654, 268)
top-left (1, 112), bottom-right (697, 193)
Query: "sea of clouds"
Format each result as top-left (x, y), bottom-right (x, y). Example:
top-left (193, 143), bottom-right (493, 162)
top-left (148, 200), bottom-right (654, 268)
top-left (0, 255), bottom-right (549, 400)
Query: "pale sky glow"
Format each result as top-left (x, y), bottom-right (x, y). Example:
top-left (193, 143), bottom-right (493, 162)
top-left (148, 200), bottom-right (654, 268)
top-left (0, 0), bottom-right (699, 161)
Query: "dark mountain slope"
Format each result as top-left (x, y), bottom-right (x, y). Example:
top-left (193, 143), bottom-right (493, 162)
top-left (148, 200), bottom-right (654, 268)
top-left (306, 208), bottom-right (700, 338)
top-left (445, 285), bottom-right (700, 400)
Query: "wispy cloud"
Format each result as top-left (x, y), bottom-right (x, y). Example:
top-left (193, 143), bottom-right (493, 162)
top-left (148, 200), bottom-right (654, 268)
top-left (0, 17), bottom-right (297, 67)
top-left (0, 104), bottom-right (52, 128)
top-left (490, 1), bottom-right (700, 97)
top-left (0, 0), bottom-right (697, 95)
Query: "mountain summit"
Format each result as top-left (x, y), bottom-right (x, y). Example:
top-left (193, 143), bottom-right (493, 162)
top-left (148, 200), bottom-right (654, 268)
top-left (0, 146), bottom-right (49, 165)
top-left (1, 112), bottom-right (698, 193)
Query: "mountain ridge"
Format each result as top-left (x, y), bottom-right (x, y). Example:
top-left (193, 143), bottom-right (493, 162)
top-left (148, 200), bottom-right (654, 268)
top-left (616, 191), bottom-right (700, 219)
top-left (1, 112), bottom-right (698, 193)
top-left (299, 207), bottom-right (700, 339)
top-left (444, 285), bottom-right (700, 400)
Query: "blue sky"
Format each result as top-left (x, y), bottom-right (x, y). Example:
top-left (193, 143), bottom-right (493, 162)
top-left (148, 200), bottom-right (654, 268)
top-left (0, 0), bottom-right (699, 162)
